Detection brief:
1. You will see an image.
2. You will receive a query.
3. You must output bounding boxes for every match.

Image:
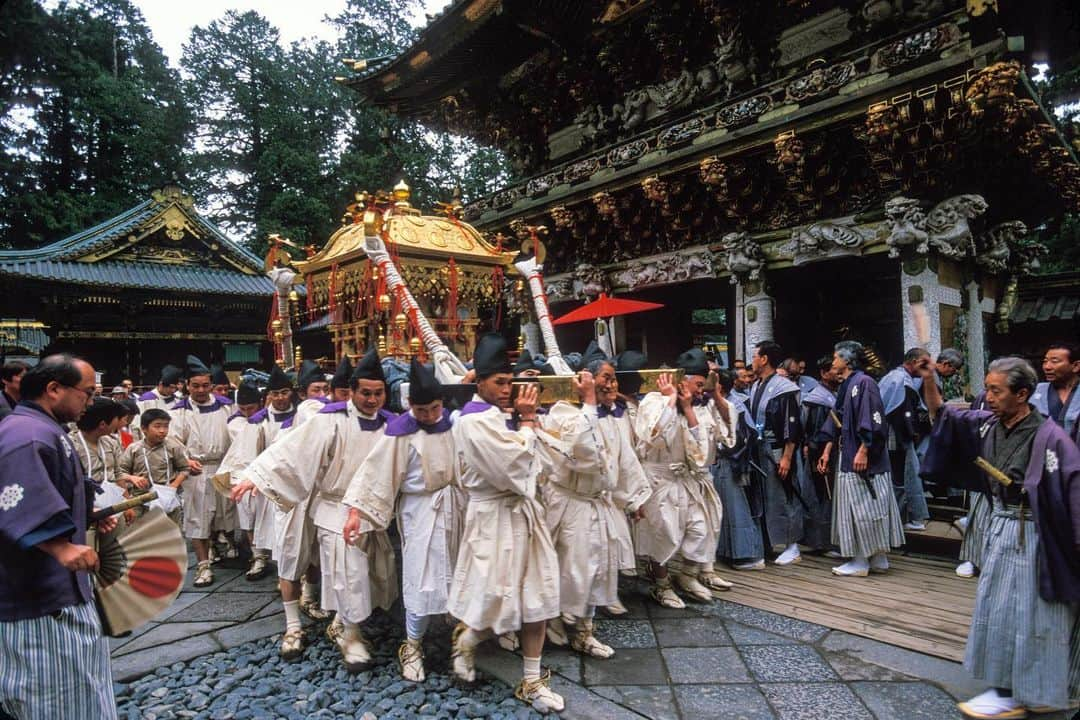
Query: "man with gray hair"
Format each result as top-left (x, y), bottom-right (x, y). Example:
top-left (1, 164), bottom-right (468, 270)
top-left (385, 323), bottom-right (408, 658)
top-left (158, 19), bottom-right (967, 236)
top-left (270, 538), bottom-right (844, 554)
top-left (817, 341), bottom-right (905, 577)
top-left (919, 355), bottom-right (1079, 719)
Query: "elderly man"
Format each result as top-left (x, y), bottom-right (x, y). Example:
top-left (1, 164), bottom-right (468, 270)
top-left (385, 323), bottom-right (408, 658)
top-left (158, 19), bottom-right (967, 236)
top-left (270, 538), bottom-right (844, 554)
top-left (818, 341), bottom-right (905, 577)
top-left (0, 355), bottom-right (118, 719)
top-left (920, 356), bottom-right (1079, 719)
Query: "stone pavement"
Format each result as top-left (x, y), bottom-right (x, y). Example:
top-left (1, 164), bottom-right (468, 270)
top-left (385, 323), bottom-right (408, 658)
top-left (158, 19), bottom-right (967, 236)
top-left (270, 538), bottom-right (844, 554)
top-left (114, 563), bottom-right (1076, 720)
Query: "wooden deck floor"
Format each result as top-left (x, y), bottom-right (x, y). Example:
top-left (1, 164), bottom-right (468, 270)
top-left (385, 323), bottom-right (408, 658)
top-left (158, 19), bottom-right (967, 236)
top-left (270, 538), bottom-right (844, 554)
top-left (709, 553), bottom-right (975, 662)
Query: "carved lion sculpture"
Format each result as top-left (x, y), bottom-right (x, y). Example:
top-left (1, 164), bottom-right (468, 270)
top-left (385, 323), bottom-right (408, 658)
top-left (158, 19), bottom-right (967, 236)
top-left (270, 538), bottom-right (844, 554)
top-left (574, 262), bottom-right (608, 299)
top-left (720, 231), bottom-right (765, 285)
top-left (924, 194), bottom-right (988, 259)
top-left (884, 197), bottom-right (930, 257)
top-left (976, 220), bottom-right (1027, 274)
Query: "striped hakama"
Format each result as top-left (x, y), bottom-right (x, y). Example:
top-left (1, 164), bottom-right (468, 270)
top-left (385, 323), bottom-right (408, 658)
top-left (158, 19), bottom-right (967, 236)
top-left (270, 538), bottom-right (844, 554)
top-left (958, 492), bottom-right (992, 568)
top-left (831, 471), bottom-right (904, 558)
top-left (0, 603), bottom-right (117, 720)
top-left (964, 505), bottom-right (1080, 709)
top-left (712, 460), bottom-right (763, 563)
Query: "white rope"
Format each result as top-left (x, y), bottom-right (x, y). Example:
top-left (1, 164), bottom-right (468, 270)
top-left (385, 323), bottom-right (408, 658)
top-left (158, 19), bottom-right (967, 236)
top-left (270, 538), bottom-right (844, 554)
top-left (514, 256), bottom-right (573, 376)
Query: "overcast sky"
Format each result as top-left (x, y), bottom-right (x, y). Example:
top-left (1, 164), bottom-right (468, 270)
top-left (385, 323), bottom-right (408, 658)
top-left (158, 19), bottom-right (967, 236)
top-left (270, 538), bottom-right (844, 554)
top-left (135, 0), bottom-right (451, 67)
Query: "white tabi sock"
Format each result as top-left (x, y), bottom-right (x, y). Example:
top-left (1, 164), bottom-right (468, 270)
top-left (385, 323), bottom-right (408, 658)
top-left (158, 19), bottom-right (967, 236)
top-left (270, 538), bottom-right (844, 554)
top-left (301, 580), bottom-right (318, 605)
top-left (283, 600), bottom-right (301, 633)
top-left (405, 611), bottom-right (430, 641)
top-left (522, 655), bottom-right (542, 682)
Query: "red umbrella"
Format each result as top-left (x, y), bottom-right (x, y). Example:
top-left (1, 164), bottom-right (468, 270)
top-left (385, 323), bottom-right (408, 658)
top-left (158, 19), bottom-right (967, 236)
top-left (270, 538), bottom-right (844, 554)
top-left (552, 293), bottom-right (664, 325)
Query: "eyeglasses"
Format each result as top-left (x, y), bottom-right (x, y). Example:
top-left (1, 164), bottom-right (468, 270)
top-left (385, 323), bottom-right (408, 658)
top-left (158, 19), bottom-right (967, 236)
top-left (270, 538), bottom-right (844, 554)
top-left (62, 383), bottom-right (96, 400)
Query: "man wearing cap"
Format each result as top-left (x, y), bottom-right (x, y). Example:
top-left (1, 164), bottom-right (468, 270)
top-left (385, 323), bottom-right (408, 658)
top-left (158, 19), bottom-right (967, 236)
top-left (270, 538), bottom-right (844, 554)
top-left (292, 360), bottom-right (332, 427)
top-left (168, 355), bottom-right (235, 587)
top-left (216, 369), bottom-right (294, 581)
top-left (329, 355), bottom-right (353, 403)
top-left (447, 333), bottom-right (565, 714)
top-left (210, 364), bottom-right (232, 400)
top-left (343, 358), bottom-right (465, 682)
top-left (232, 349), bottom-right (398, 670)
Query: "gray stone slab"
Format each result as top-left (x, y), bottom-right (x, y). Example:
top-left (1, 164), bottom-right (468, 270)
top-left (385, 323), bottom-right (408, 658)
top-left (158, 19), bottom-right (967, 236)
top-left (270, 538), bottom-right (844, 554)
top-left (593, 619), bottom-right (657, 649)
top-left (760, 683), bottom-right (874, 720)
top-left (819, 631), bottom-right (984, 701)
top-left (652, 617), bottom-right (731, 647)
top-left (153, 592), bottom-right (204, 621)
top-left (741, 645), bottom-right (838, 682)
top-left (645, 601), bottom-right (704, 619)
top-left (108, 621), bottom-right (158, 654)
top-left (541, 647), bottom-right (583, 684)
top-left (167, 591), bottom-right (271, 623)
top-left (592, 685), bottom-right (679, 720)
top-left (112, 621), bottom-right (232, 656)
top-left (213, 612), bottom-right (293, 649)
top-left (673, 684), bottom-right (777, 720)
top-left (822, 650), bottom-right (917, 682)
top-left (851, 682), bottom-right (964, 720)
top-left (725, 621), bottom-right (799, 646)
top-left (110, 633), bottom-right (222, 682)
top-left (661, 647), bottom-right (752, 684)
top-left (474, 646), bottom-right (641, 720)
top-left (582, 648), bottom-right (670, 686)
top-left (713, 601), bottom-right (831, 643)
top-left (605, 591), bottom-right (650, 619)
top-left (215, 569), bottom-right (280, 593)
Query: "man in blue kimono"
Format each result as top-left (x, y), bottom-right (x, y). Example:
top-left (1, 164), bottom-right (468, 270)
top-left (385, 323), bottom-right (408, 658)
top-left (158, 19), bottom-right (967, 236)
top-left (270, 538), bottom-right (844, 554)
top-left (799, 356), bottom-right (839, 553)
top-left (0, 354), bottom-right (118, 719)
top-left (920, 356), bottom-right (1079, 719)
top-left (748, 341), bottom-right (804, 566)
top-left (1031, 343), bottom-right (1080, 443)
top-left (817, 341), bottom-right (905, 577)
top-left (878, 348), bottom-right (932, 531)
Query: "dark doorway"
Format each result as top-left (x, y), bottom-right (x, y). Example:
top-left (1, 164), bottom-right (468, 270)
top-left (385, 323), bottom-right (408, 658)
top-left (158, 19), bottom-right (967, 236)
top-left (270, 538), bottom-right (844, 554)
top-left (769, 255), bottom-right (903, 368)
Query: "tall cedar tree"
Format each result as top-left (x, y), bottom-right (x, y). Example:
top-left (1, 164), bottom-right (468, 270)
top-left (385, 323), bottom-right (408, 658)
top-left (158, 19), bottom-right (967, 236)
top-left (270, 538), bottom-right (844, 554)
top-left (0, 0), bottom-right (188, 249)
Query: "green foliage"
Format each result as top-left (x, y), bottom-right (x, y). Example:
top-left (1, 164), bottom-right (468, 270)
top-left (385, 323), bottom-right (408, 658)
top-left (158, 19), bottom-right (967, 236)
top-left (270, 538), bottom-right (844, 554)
top-left (1033, 213), bottom-right (1080, 274)
top-left (0, 0), bottom-right (189, 249)
top-left (0, 0), bottom-right (513, 254)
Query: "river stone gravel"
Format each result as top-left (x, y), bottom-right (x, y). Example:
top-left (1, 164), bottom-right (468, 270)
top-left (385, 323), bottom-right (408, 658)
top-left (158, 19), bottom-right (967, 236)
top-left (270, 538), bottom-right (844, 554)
top-left (115, 611), bottom-right (561, 720)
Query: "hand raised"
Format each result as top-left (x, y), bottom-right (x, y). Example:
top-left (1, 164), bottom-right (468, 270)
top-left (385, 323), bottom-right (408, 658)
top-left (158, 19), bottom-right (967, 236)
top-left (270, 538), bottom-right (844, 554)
top-left (513, 381), bottom-right (540, 418)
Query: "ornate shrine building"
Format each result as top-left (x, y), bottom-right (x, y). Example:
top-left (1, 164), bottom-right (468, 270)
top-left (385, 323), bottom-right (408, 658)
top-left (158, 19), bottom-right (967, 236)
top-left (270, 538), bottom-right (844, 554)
top-left (0, 186), bottom-right (275, 384)
top-left (342, 0), bottom-right (1079, 391)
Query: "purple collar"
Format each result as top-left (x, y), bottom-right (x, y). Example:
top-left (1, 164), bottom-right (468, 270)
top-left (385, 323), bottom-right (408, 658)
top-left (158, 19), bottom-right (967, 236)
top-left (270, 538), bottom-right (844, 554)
top-left (172, 396), bottom-right (229, 413)
top-left (460, 400), bottom-right (496, 415)
top-left (598, 400), bottom-right (626, 418)
top-left (358, 408), bottom-right (396, 432)
top-left (385, 409), bottom-right (452, 436)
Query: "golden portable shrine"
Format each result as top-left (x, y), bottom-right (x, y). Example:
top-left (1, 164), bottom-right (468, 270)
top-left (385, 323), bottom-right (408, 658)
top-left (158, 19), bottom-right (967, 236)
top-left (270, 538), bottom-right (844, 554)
top-left (266, 181), bottom-right (523, 369)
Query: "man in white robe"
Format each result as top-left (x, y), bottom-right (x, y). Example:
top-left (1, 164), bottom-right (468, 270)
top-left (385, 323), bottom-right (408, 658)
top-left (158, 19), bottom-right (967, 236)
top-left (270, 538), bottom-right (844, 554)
top-left (216, 372), bottom-right (290, 580)
top-left (343, 358), bottom-right (465, 682)
top-left (133, 363), bottom-right (182, 440)
top-left (544, 345), bottom-right (652, 656)
top-left (448, 333), bottom-right (565, 715)
top-left (232, 350), bottom-right (397, 669)
top-left (633, 349), bottom-right (727, 607)
top-left (168, 355), bottom-right (234, 587)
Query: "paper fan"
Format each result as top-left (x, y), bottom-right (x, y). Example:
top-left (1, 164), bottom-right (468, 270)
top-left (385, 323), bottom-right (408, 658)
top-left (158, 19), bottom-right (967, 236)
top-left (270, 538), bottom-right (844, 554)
top-left (94, 506), bottom-right (188, 636)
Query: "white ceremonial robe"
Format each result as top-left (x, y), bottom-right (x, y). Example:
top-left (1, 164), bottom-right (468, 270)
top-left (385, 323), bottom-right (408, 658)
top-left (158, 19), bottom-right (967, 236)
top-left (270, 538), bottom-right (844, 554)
top-left (345, 416), bottom-right (466, 618)
top-left (542, 403), bottom-right (639, 617)
top-left (215, 409), bottom-right (292, 551)
top-left (447, 400), bottom-right (561, 635)
top-left (241, 402), bottom-right (398, 623)
top-left (597, 405), bottom-right (653, 551)
top-left (169, 397), bottom-right (234, 539)
top-left (269, 397), bottom-right (326, 580)
top-left (632, 393), bottom-right (720, 565)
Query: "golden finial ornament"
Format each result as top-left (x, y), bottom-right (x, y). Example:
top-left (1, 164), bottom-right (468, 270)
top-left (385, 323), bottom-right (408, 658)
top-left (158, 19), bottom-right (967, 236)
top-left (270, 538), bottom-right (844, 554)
top-left (408, 337), bottom-right (422, 355)
top-left (377, 333), bottom-right (387, 355)
top-left (394, 313), bottom-right (408, 332)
